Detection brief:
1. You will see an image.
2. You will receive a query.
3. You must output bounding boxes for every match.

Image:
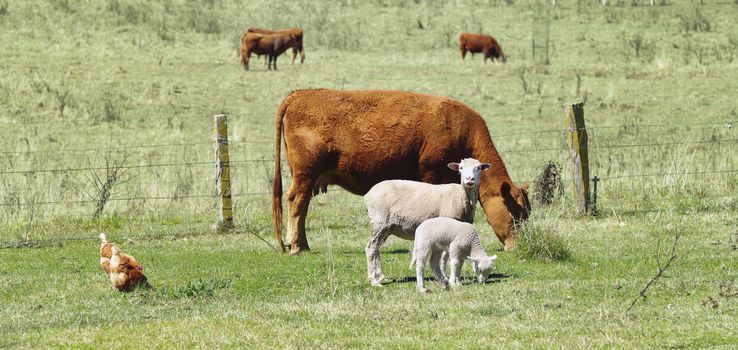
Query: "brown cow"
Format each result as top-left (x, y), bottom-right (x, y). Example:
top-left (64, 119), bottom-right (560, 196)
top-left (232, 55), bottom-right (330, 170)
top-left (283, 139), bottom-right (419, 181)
top-left (459, 32), bottom-right (507, 64)
top-left (240, 32), bottom-right (296, 70)
top-left (272, 89), bottom-right (530, 255)
top-left (247, 27), bottom-right (305, 65)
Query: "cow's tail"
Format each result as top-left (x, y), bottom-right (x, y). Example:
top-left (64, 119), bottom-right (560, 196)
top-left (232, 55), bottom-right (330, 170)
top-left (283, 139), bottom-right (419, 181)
top-left (272, 94), bottom-right (291, 253)
top-left (239, 32), bottom-right (250, 70)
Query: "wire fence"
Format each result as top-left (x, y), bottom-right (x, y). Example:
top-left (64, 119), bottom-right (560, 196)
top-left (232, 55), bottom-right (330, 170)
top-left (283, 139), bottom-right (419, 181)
top-left (1, 113), bottom-right (737, 248)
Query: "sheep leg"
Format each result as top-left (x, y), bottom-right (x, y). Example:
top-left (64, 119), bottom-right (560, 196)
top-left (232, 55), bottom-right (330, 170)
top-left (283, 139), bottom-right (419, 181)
top-left (472, 261), bottom-right (480, 281)
top-left (448, 257), bottom-right (463, 288)
top-left (429, 250), bottom-right (448, 287)
top-left (365, 226), bottom-right (390, 286)
top-left (415, 251), bottom-right (429, 293)
top-left (439, 250), bottom-right (449, 281)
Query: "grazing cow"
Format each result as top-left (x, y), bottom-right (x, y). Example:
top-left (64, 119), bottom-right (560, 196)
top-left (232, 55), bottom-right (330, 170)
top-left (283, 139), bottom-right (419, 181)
top-left (247, 27), bottom-right (305, 65)
top-left (272, 89), bottom-right (530, 254)
top-left (459, 32), bottom-right (507, 64)
top-left (240, 32), bottom-right (296, 70)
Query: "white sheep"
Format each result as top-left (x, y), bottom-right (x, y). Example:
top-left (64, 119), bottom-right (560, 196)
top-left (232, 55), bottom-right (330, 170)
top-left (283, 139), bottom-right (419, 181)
top-left (411, 217), bottom-right (497, 293)
top-left (363, 158), bottom-right (491, 286)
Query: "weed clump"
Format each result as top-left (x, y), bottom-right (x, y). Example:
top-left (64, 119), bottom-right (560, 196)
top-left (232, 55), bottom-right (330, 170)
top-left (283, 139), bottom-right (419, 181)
top-left (169, 277), bottom-right (232, 299)
top-left (514, 222), bottom-right (570, 261)
top-left (534, 161), bottom-right (563, 205)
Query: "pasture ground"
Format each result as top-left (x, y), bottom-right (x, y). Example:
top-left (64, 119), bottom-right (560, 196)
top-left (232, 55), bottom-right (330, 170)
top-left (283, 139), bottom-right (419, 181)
top-left (1, 0), bottom-right (737, 348)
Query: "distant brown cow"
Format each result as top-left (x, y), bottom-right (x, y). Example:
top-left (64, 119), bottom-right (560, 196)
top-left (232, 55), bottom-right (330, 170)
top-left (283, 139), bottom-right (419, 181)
top-left (273, 89), bottom-right (530, 255)
top-left (247, 27), bottom-right (305, 65)
top-left (459, 32), bottom-right (507, 64)
top-left (240, 32), bottom-right (296, 70)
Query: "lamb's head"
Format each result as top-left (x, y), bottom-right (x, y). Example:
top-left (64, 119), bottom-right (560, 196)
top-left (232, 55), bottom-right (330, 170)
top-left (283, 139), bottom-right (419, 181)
top-left (448, 158), bottom-right (492, 189)
top-left (468, 254), bottom-right (497, 283)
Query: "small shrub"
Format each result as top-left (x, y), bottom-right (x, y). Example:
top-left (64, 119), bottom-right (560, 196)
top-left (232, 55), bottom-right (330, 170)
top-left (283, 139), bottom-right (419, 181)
top-left (0, 0), bottom-right (8, 16)
top-left (514, 222), bottom-right (571, 261)
top-left (678, 8), bottom-right (712, 34)
top-left (170, 277), bottom-right (232, 298)
top-left (534, 161), bottom-right (563, 205)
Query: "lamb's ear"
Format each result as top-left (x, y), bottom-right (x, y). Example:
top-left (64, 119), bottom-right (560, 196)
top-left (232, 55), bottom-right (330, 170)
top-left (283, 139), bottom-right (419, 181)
top-left (490, 254), bottom-right (497, 261)
top-left (447, 162), bottom-right (460, 171)
top-left (467, 256), bottom-right (479, 263)
top-left (480, 163), bottom-right (492, 171)
top-left (111, 246), bottom-right (120, 255)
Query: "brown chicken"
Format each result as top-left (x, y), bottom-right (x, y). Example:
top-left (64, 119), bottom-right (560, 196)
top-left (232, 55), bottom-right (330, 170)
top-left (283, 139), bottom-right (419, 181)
top-left (99, 233), bottom-right (150, 291)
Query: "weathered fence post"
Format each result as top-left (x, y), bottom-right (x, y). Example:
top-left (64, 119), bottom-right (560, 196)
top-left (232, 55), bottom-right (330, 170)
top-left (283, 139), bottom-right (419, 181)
top-left (213, 114), bottom-right (234, 230)
top-left (565, 103), bottom-right (591, 214)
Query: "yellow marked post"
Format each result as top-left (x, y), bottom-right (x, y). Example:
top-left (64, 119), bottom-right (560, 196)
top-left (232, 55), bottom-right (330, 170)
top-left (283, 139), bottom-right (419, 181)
top-left (565, 103), bottom-right (591, 214)
top-left (213, 114), bottom-right (234, 230)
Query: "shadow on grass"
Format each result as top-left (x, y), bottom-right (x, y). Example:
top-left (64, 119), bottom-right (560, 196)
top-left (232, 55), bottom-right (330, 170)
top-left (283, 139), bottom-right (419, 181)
top-left (387, 272), bottom-right (514, 285)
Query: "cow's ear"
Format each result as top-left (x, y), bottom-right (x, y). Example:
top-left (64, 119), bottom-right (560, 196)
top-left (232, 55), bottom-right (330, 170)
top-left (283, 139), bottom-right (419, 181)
top-left (479, 163), bottom-right (492, 171)
top-left (447, 163), bottom-right (460, 171)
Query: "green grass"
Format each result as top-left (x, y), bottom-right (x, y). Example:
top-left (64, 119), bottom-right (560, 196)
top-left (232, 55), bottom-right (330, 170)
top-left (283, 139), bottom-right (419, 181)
top-left (1, 0), bottom-right (737, 348)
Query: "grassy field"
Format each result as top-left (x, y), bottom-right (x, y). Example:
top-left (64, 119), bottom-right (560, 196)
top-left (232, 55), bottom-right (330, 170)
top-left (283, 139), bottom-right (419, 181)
top-left (1, 0), bottom-right (737, 348)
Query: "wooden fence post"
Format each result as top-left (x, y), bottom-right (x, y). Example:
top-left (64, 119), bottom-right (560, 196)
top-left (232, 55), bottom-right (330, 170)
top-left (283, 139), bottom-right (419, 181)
top-left (213, 114), bottom-right (234, 230)
top-left (565, 103), bottom-right (591, 214)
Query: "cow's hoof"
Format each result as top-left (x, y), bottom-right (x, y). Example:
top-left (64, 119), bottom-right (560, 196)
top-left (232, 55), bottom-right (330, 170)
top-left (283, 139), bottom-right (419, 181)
top-left (289, 246), bottom-right (310, 255)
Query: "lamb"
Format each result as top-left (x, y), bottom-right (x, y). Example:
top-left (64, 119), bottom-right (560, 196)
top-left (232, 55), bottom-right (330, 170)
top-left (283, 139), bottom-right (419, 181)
top-left (411, 217), bottom-right (497, 293)
top-left (363, 158), bottom-right (491, 286)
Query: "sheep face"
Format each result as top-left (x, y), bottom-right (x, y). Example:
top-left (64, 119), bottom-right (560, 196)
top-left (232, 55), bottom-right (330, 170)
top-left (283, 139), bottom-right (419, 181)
top-left (469, 254), bottom-right (497, 283)
top-left (447, 158), bottom-right (492, 189)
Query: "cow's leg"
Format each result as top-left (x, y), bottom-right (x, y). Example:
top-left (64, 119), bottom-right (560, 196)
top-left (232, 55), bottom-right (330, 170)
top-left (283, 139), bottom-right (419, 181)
top-left (263, 54), bottom-right (268, 65)
top-left (242, 52), bottom-right (250, 71)
top-left (273, 55), bottom-right (278, 70)
top-left (291, 47), bottom-right (298, 65)
top-left (365, 226), bottom-right (391, 286)
top-left (460, 47), bottom-right (467, 64)
top-left (299, 48), bottom-right (305, 63)
top-left (286, 176), bottom-right (314, 254)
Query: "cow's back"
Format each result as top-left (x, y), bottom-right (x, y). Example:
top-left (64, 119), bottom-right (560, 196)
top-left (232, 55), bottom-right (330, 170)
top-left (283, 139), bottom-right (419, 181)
top-left (460, 32), bottom-right (490, 52)
top-left (280, 89), bottom-right (484, 194)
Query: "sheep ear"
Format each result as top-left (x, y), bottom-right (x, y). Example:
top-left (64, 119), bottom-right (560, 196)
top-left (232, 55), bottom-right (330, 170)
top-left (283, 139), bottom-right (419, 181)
top-left (490, 254), bottom-right (497, 261)
top-left (447, 162), bottom-right (460, 171)
top-left (111, 246), bottom-right (120, 255)
top-left (467, 256), bottom-right (479, 263)
top-left (480, 163), bottom-right (492, 171)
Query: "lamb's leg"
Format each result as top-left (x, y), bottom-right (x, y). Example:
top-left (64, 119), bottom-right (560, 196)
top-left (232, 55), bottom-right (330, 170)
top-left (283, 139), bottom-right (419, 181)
top-left (448, 257), bottom-right (463, 288)
top-left (429, 250), bottom-right (448, 287)
top-left (365, 226), bottom-right (390, 286)
top-left (439, 250), bottom-right (449, 281)
top-left (415, 251), bottom-right (429, 293)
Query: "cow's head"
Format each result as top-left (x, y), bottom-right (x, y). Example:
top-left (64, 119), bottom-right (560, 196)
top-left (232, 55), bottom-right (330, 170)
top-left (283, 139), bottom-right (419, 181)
top-left (480, 181), bottom-right (530, 251)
